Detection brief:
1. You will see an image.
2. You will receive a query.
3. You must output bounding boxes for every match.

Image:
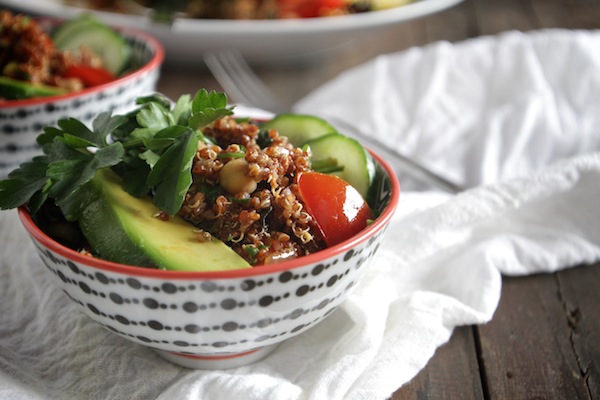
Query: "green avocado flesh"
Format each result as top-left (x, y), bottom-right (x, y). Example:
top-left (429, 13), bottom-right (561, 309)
top-left (0, 77), bottom-right (66, 100)
top-left (77, 169), bottom-right (251, 271)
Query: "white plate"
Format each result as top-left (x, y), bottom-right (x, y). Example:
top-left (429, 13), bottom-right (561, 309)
top-left (1, 0), bottom-right (463, 65)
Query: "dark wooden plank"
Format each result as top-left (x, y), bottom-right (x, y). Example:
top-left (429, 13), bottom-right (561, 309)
top-left (476, 264), bottom-right (599, 400)
top-left (472, 0), bottom-right (600, 35)
top-left (529, 0), bottom-right (600, 30)
top-left (472, 0), bottom-right (543, 35)
top-left (157, 65), bottom-right (222, 101)
top-left (392, 326), bottom-right (485, 400)
top-left (420, 0), bottom-right (480, 44)
top-left (555, 263), bottom-right (600, 398)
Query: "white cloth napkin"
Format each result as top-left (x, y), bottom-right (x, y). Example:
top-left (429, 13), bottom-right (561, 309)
top-left (295, 29), bottom-right (600, 190)
top-left (2, 29), bottom-right (600, 400)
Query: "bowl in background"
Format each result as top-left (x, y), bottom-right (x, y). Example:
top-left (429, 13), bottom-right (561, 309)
top-left (0, 20), bottom-right (164, 178)
top-left (2, 0), bottom-right (463, 65)
top-left (18, 151), bottom-right (400, 369)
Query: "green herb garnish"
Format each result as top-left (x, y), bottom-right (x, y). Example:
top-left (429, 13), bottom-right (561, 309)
top-left (311, 157), bottom-right (344, 174)
top-left (0, 89), bottom-right (234, 219)
top-left (256, 129), bottom-right (273, 148)
top-left (242, 243), bottom-right (266, 265)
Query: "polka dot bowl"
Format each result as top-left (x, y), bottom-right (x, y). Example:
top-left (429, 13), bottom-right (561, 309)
top-left (17, 152), bottom-right (399, 369)
top-left (0, 19), bottom-right (164, 179)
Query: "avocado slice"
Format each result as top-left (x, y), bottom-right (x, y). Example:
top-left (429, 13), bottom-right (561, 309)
top-left (77, 168), bottom-right (251, 271)
top-left (0, 76), bottom-right (67, 100)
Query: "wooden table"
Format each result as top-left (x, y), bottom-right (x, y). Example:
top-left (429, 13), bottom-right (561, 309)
top-left (158, 0), bottom-right (600, 397)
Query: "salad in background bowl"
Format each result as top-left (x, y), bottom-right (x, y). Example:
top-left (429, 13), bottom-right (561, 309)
top-left (69, 0), bottom-right (414, 20)
top-left (0, 90), bottom-right (400, 368)
top-left (0, 12), bottom-right (164, 177)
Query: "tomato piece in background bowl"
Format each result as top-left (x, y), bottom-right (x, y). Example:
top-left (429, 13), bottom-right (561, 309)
top-left (278, 0), bottom-right (347, 18)
top-left (62, 66), bottom-right (115, 87)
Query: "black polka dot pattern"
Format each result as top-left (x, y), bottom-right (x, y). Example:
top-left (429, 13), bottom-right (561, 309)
top-left (27, 224), bottom-right (389, 357)
top-left (0, 35), bottom-right (161, 178)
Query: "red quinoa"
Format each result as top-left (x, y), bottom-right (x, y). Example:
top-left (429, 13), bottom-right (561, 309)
top-left (178, 116), bottom-right (324, 265)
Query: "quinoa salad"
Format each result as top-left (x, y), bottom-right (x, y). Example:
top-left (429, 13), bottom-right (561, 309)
top-left (66, 0), bottom-right (375, 20)
top-left (0, 11), bottom-right (89, 93)
top-left (0, 90), bottom-right (376, 271)
top-left (180, 115), bottom-right (323, 265)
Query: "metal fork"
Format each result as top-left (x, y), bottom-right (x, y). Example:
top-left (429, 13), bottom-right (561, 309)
top-left (203, 49), bottom-right (463, 193)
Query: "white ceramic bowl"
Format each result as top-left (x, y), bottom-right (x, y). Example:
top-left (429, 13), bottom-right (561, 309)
top-left (1, 0), bottom-right (463, 64)
top-left (0, 20), bottom-right (164, 178)
top-left (18, 151), bottom-right (400, 369)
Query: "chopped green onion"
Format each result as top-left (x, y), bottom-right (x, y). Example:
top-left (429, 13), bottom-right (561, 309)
top-left (243, 244), bottom-right (260, 258)
top-left (315, 165), bottom-right (345, 174)
top-left (311, 157), bottom-right (337, 170)
top-left (312, 157), bottom-right (344, 174)
top-left (217, 151), bottom-right (246, 159)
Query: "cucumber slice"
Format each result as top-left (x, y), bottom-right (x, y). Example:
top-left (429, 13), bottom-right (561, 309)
top-left (261, 113), bottom-right (338, 146)
top-left (53, 16), bottom-right (131, 75)
top-left (52, 14), bottom-right (97, 45)
top-left (0, 76), bottom-right (67, 100)
top-left (264, 114), bottom-right (376, 200)
top-left (305, 133), bottom-right (376, 199)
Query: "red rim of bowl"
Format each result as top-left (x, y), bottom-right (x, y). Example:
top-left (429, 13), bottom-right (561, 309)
top-left (18, 150), bottom-right (400, 280)
top-left (0, 18), bottom-right (165, 109)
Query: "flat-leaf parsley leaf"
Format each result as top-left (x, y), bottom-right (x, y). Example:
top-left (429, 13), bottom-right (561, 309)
top-left (0, 90), bottom-right (235, 221)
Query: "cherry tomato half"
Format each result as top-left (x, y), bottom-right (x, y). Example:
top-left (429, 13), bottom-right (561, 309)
top-left (298, 171), bottom-right (373, 247)
top-left (63, 66), bottom-right (115, 88)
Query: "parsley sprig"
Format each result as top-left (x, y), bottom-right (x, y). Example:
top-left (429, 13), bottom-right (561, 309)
top-left (0, 89), bottom-right (234, 220)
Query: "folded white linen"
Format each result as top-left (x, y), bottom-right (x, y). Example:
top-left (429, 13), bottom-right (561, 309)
top-left (295, 29), bottom-right (600, 190)
top-left (1, 29), bottom-right (600, 400)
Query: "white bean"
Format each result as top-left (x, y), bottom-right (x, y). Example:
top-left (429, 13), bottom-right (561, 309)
top-left (219, 158), bottom-right (257, 195)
